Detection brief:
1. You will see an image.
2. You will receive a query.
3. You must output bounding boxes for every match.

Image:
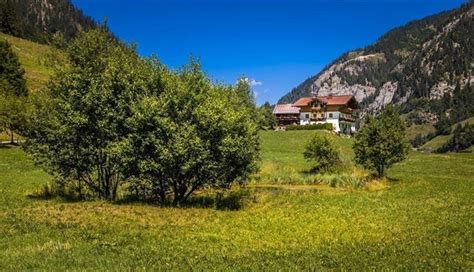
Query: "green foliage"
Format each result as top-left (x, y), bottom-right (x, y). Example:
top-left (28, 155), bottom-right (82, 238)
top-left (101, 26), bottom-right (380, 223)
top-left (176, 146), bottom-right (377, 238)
top-left (304, 134), bottom-right (341, 173)
top-left (23, 28), bottom-right (154, 200)
top-left (124, 61), bottom-right (260, 205)
top-left (0, 94), bottom-right (30, 143)
top-left (24, 29), bottom-right (260, 204)
top-left (286, 123), bottom-right (333, 131)
top-left (257, 101), bottom-right (277, 129)
top-left (0, 39), bottom-right (29, 142)
top-left (436, 124), bottom-right (474, 153)
top-left (0, 39), bottom-right (27, 96)
top-left (353, 106), bottom-right (409, 176)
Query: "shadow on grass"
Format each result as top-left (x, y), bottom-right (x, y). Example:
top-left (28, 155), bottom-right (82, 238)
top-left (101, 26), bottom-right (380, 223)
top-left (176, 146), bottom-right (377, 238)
top-left (28, 183), bottom-right (255, 211)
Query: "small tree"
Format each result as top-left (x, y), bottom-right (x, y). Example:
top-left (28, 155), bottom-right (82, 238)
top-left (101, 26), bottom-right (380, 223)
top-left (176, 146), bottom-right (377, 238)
top-left (258, 102), bottom-right (277, 129)
top-left (353, 106), bottom-right (409, 177)
top-left (0, 39), bottom-right (27, 97)
top-left (0, 39), bottom-right (28, 143)
top-left (304, 133), bottom-right (341, 173)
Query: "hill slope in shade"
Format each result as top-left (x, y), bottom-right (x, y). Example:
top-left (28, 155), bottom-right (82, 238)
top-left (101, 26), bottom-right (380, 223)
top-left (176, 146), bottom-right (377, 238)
top-left (279, 2), bottom-right (473, 115)
top-left (0, 32), bottom-right (63, 91)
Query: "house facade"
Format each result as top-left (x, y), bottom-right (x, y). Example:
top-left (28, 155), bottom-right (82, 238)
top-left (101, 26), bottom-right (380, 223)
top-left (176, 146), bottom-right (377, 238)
top-left (274, 95), bottom-right (358, 134)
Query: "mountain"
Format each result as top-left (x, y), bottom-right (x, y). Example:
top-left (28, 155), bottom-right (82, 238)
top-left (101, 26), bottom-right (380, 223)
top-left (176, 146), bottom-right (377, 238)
top-left (0, 0), bottom-right (96, 44)
top-left (279, 2), bottom-right (473, 116)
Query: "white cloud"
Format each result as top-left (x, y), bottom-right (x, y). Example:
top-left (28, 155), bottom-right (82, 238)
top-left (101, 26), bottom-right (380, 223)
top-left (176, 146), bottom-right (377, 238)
top-left (248, 79), bottom-right (263, 86)
top-left (237, 77), bottom-right (263, 87)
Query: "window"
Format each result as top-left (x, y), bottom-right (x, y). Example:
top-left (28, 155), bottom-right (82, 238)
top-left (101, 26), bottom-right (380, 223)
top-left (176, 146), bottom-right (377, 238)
top-left (328, 113), bottom-right (333, 118)
top-left (305, 114), bottom-right (309, 119)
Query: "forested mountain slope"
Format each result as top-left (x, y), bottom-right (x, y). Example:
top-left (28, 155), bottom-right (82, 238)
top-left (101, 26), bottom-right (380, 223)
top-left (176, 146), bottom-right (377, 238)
top-left (279, 2), bottom-right (473, 116)
top-left (0, 0), bottom-right (96, 44)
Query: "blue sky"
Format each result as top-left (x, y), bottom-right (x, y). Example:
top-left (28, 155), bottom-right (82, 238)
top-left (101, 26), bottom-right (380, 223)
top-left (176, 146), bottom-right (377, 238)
top-left (72, 0), bottom-right (465, 105)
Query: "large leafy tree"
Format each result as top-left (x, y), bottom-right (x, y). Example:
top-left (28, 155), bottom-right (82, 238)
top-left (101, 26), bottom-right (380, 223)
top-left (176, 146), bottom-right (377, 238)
top-left (24, 28), bottom-right (154, 200)
top-left (124, 61), bottom-right (260, 205)
top-left (353, 106), bottom-right (409, 177)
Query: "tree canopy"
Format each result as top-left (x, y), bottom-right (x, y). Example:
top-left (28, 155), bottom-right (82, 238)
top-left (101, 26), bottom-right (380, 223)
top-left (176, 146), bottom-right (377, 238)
top-left (24, 29), bottom-right (260, 203)
top-left (353, 106), bottom-right (409, 177)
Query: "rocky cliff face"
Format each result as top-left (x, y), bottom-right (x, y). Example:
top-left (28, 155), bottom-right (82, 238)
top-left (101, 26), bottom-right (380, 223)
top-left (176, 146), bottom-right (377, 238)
top-left (279, 2), bottom-right (473, 114)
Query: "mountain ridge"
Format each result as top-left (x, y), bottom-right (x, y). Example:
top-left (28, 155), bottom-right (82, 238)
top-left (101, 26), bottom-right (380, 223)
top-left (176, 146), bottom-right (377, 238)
top-left (278, 2), bottom-right (473, 116)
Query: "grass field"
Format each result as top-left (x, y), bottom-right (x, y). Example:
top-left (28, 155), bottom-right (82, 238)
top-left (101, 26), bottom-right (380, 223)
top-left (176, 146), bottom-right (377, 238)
top-left (405, 123), bottom-right (435, 140)
top-left (0, 131), bottom-right (473, 270)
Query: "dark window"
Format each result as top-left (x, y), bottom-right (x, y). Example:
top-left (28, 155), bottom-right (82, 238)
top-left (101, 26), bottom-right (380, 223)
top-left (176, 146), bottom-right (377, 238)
top-left (329, 113), bottom-right (333, 118)
top-left (305, 114), bottom-right (309, 118)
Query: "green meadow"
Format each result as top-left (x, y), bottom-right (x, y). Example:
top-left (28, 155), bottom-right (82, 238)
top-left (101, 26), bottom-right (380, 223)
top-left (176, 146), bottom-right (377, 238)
top-left (0, 131), bottom-right (473, 270)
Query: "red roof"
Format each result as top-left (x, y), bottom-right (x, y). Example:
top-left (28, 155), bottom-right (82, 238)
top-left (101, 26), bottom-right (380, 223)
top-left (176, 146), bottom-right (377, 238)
top-left (273, 104), bottom-right (300, 114)
top-left (293, 95), bottom-right (355, 107)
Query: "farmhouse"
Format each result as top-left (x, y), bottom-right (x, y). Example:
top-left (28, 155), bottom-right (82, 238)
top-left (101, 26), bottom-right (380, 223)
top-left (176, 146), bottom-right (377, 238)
top-left (273, 95), bottom-right (358, 134)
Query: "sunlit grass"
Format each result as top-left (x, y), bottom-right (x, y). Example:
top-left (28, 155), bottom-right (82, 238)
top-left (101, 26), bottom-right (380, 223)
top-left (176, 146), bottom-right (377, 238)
top-left (0, 132), bottom-right (473, 270)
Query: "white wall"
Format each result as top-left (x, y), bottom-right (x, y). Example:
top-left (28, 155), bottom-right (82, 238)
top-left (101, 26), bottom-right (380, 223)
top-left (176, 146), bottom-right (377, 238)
top-left (326, 111), bottom-right (340, 132)
top-left (300, 112), bottom-right (311, 125)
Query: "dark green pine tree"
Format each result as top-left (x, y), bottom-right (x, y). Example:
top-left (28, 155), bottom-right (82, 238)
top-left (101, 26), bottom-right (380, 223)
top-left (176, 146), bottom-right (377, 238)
top-left (0, 0), bottom-right (21, 36)
top-left (0, 39), bottom-right (27, 96)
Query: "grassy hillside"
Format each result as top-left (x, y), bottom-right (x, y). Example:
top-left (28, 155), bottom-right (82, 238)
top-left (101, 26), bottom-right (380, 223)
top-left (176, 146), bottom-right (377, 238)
top-left (405, 123), bottom-right (435, 141)
top-left (421, 117), bottom-right (474, 151)
top-left (0, 132), bottom-right (473, 270)
top-left (0, 32), bottom-right (63, 91)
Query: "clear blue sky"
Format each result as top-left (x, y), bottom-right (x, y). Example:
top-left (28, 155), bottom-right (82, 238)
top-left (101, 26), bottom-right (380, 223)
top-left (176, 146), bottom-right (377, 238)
top-left (72, 0), bottom-right (465, 105)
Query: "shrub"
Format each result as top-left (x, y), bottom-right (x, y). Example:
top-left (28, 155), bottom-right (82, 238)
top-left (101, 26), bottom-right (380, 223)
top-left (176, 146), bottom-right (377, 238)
top-left (304, 134), bottom-right (341, 173)
top-left (123, 61), bottom-right (260, 205)
top-left (286, 123), bottom-right (333, 131)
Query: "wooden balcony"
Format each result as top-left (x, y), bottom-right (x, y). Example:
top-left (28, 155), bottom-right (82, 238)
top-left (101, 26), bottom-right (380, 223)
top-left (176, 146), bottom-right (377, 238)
top-left (339, 115), bottom-right (356, 122)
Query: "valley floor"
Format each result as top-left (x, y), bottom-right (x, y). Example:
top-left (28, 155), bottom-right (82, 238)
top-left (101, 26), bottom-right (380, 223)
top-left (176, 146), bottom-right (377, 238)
top-left (0, 131), bottom-right (473, 270)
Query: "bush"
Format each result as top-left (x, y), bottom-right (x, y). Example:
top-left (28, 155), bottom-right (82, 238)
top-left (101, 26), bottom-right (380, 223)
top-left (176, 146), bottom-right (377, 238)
top-left (304, 134), bottom-right (341, 173)
top-left (124, 62), bottom-right (260, 205)
top-left (286, 123), bottom-right (333, 131)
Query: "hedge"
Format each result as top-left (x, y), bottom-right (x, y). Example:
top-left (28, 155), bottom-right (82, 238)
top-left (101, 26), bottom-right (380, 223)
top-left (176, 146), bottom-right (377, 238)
top-left (286, 123), bottom-right (333, 131)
